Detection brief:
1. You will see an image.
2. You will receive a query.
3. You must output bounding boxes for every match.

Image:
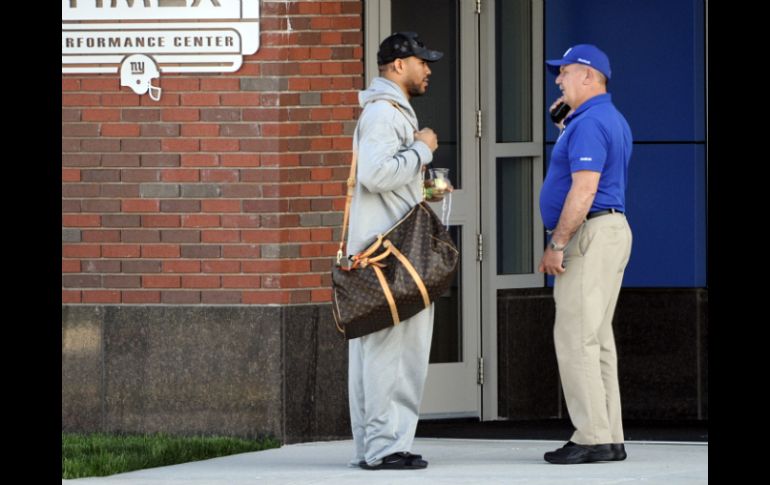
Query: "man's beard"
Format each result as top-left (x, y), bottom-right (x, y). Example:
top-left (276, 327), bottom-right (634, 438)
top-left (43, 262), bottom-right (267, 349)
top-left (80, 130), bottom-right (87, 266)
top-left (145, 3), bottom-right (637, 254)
top-left (407, 78), bottom-right (428, 97)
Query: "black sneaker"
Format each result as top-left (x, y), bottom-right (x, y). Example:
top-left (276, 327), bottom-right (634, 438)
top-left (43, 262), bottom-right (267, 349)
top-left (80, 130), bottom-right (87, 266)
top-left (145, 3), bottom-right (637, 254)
top-left (360, 452), bottom-right (428, 470)
top-left (610, 443), bottom-right (627, 461)
top-left (544, 442), bottom-right (615, 464)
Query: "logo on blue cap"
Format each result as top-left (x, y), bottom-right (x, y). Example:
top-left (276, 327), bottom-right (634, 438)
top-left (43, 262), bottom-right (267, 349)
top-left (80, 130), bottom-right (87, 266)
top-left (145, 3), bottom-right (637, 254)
top-left (545, 44), bottom-right (611, 80)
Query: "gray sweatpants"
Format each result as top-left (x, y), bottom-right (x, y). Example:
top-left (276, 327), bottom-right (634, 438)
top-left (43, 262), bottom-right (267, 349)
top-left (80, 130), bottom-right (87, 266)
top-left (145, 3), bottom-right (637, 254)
top-left (348, 304), bottom-right (434, 466)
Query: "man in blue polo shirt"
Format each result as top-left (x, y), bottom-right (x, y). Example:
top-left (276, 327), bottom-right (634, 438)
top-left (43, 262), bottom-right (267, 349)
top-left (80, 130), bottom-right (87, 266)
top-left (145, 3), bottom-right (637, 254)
top-left (539, 44), bottom-right (633, 465)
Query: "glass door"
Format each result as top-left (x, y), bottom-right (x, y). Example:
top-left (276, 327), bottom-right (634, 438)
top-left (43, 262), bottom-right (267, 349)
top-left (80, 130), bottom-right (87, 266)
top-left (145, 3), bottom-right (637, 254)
top-left (479, 0), bottom-right (544, 419)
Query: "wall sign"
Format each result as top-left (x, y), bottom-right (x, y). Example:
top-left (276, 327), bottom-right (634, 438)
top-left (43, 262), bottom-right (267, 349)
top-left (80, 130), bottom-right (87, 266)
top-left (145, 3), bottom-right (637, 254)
top-left (62, 1), bottom-right (261, 100)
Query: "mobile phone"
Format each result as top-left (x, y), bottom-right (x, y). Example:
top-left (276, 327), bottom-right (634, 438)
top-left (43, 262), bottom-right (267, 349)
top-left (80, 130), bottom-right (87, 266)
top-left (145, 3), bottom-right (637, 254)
top-left (550, 102), bottom-right (571, 124)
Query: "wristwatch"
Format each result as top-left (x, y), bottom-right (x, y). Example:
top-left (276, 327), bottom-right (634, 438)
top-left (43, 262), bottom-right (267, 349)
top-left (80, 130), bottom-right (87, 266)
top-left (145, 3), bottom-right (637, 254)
top-left (549, 240), bottom-right (567, 252)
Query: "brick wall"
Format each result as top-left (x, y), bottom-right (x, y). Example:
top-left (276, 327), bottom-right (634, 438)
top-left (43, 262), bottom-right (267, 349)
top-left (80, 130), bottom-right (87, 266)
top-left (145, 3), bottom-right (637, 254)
top-left (62, 1), bottom-right (363, 306)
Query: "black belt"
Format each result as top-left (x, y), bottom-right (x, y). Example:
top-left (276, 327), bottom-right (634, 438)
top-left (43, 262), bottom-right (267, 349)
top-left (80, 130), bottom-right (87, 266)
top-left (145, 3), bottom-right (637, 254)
top-left (586, 208), bottom-right (623, 220)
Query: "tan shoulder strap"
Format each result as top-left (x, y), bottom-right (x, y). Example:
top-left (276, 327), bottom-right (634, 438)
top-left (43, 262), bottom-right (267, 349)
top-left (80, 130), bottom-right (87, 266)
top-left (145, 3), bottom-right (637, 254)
top-left (336, 149), bottom-right (357, 265)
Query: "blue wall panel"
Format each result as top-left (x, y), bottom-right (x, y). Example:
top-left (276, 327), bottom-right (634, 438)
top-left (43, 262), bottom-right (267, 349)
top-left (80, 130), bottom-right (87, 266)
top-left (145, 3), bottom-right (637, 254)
top-left (544, 0), bottom-right (705, 143)
top-left (623, 144), bottom-right (706, 287)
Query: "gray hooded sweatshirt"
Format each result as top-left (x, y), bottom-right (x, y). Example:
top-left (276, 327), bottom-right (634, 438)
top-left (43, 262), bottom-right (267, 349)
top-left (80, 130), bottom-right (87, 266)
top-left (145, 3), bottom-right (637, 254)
top-left (346, 77), bottom-right (433, 255)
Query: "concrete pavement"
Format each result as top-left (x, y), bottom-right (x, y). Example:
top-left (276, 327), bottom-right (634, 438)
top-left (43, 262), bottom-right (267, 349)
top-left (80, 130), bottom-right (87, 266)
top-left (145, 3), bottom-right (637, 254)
top-left (62, 438), bottom-right (708, 484)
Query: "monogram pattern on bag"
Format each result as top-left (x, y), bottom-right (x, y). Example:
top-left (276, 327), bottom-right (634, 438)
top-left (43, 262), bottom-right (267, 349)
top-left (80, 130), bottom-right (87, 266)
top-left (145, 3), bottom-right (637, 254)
top-left (332, 202), bottom-right (459, 339)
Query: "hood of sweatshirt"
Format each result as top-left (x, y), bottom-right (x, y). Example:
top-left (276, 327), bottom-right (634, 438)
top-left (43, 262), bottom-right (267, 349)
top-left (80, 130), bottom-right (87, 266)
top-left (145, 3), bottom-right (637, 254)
top-left (358, 77), bottom-right (419, 130)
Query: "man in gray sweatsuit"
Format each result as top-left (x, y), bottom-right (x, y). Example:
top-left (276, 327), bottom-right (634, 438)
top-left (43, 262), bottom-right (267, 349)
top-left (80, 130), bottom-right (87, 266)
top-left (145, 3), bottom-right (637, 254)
top-left (346, 32), bottom-right (444, 471)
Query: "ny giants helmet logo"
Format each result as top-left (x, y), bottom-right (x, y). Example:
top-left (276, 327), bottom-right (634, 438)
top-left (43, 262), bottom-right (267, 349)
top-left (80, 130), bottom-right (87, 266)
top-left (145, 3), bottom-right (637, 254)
top-left (120, 54), bottom-right (162, 101)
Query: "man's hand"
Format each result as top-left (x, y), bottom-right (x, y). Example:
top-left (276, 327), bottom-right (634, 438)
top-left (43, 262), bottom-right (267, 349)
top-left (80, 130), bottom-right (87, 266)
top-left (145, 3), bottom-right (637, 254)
top-left (549, 96), bottom-right (571, 131)
top-left (414, 127), bottom-right (438, 152)
top-left (538, 247), bottom-right (566, 275)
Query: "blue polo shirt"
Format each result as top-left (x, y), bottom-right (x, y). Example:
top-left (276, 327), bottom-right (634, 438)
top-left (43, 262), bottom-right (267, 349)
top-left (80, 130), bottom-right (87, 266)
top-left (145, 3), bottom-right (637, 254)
top-left (540, 93), bottom-right (633, 230)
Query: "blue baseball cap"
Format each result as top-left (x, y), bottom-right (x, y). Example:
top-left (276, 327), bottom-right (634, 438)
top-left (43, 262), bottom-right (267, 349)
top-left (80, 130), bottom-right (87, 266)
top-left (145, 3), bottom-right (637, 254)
top-left (545, 44), bottom-right (611, 80)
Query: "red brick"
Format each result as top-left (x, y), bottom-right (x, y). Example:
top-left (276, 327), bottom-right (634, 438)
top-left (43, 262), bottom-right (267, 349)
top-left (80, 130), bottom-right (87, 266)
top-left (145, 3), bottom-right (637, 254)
top-left (142, 245), bottom-right (180, 258)
top-left (122, 291), bottom-right (161, 303)
top-left (300, 244), bottom-right (324, 257)
top-left (62, 78), bottom-right (80, 91)
top-left (222, 215), bottom-right (260, 228)
top-left (242, 260), bottom-right (282, 273)
top-left (101, 244), bottom-right (141, 258)
top-left (243, 108), bottom-right (281, 122)
top-left (222, 276), bottom-right (261, 288)
top-left (201, 139), bottom-right (239, 152)
top-left (309, 168), bottom-right (333, 181)
top-left (63, 94), bottom-right (101, 106)
top-left (161, 291), bottom-right (201, 303)
top-left (285, 259), bottom-right (313, 273)
top-left (242, 290), bottom-right (291, 304)
top-left (201, 291), bottom-right (243, 304)
top-left (310, 138), bottom-right (333, 151)
top-left (201, 78), bottom-right (240, 91)
top-left (62, 290), bottom-right (82, 303)
top-left (242, 230), bottom-right (281, 243)
top-left (289, 229), bottom-right (313, 242)
top-left (180, 154), bottom-right (218, 167)
top-left (201, 200), bottom-right (241, 212)
top-left (257, 152), bottom-right (299, 166)
top-left (63, 215), bottom-right (100, 227)
top-left (181, 93), bottom-right (221, 106)
top-left (291, 290), bottom-right (311, 304)
top-left (122, 109), bottom-right (160, 122)
top-left (161, 168), bottom-right (200, 182)
top-left (161, 109), bottom-right (200, 121)
top-left (82, 230), bottom-right (120, 242)
top-left (163, 260), bottom-right (201, 273)
top-left (297, 274), bottom-right (323, 287)
top-left (182, 275), bottom-right (220, 288)
top-left (320, 32), bottom-right (343, 44)
top-left (202, 260), bottom-right (240, 273)
top-left (122, 199), bottom-right (160, 212)
top-left (201, 169), bottom-right (239, 183)
top-left (181, 124), bottom-right (220, 137)
top-left (139, 93), bottom-right (180, 106)
top-left (143, 275), bottom-right (181, 288)
top-left (82, 78), bottom-right (119, 91)
top-left (82, 109), bottom-right (121, 122)
top-left (202, 230), bottom-right (240, 243)
top-left (321, 123), bottom-right (344, 135)
top-left (62, 260), bottom-right (81, 273)
top-left (221, 154), bottom-right (260, 167)
top-left (102, 94), bottom-right (142, 106)
top-left (236, 63), bottom-right (261, 76)
top-left (162, 139), bottom-right (200, 152)
top-left (62, 169), bottom-right (81, 182)
top-left (322, 183), bottom-right (345, 196)
top-left (309, 108), bottom-right (332, 121)
top-left (222, 245), bottom-right (260, 258)
top-left (288, 78), bottom-right (311, 90)
top-left (220, 93), bottom-right (262, 106)
top-left (311, 228), bottom-right (333, 241)
top-left (82, 290), bottom-right (121, 303)
top-left (182, 215), bottom-right (220, 227)
top-left (161, 78), bottom-right (200, 91)
top-left (311, 288), bottom-right (332, 302)
top-left (260, 214), bottom-right (300, 228)
top-left (142, 215), bottom-right (181, 227)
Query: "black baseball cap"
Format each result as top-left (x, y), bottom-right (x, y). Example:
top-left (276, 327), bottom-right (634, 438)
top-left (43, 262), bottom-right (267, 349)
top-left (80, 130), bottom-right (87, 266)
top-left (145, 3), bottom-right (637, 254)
top-left (377, 32), bottom-right (443, 65)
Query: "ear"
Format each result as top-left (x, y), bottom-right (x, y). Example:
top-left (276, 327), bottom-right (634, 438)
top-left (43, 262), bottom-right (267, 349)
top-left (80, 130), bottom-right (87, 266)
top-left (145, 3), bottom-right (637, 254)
top-left (392, 57), bottom-right (406, 74)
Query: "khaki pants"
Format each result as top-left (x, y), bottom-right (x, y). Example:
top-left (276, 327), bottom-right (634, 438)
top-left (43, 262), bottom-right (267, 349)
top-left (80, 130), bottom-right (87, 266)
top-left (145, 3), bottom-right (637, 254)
top-left (553, 213), bottom-right (632, 445)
